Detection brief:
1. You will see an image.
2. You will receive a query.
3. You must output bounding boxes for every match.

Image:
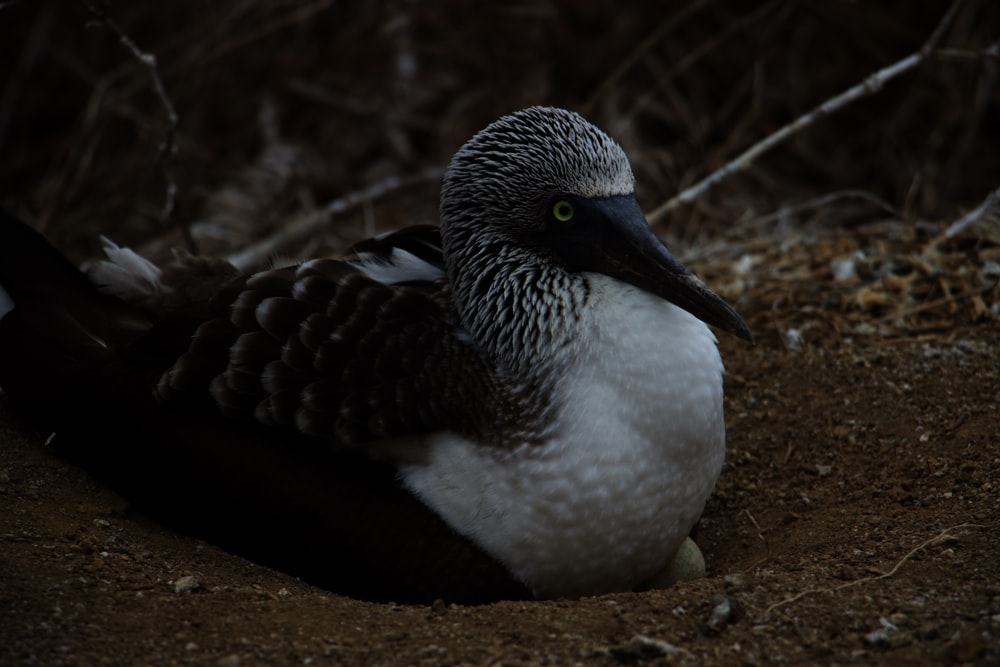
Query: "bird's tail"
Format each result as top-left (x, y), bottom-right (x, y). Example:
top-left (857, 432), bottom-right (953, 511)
top-left (0, 209), bottom-right (151, 434)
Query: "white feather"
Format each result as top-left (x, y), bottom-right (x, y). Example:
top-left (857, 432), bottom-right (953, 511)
top-left (400, 275), bottom-right (725, 598)
top-left (349, 248), bottom-right (445, 285)
top-left (86, 237), bottom-right (167, 309)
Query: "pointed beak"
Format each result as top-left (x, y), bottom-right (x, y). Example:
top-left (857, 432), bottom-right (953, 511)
top-left (545, 195), bottom-right (753, 342)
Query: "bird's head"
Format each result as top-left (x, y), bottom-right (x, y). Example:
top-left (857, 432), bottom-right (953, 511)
top-left (440, 106), bottom-right (752, 344)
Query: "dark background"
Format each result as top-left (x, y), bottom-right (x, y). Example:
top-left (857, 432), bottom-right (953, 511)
top-left (1, 0), bottom-right (997, 265)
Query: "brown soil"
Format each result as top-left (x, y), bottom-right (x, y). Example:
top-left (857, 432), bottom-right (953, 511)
top-left (2, 318), bottom-right (997, 666)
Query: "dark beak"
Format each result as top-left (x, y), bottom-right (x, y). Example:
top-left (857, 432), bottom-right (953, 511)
top-left (544, 195), bottom-right (753, 342)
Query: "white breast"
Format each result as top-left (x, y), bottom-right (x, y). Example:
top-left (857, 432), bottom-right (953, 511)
top-left (398, 274), bottom-right (726, 598)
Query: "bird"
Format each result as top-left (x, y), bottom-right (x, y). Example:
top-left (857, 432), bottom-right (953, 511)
top-left (0, 106), bottom-right (751, 605)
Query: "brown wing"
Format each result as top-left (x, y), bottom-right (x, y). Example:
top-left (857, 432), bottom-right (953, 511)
top-left (154, 258), bottom-right (496, 445)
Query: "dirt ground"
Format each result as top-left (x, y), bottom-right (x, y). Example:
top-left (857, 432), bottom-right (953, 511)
top-left (2, 300), bottom-right (997, 666)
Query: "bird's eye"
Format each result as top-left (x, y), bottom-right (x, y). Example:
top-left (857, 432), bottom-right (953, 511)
top-left (552, 200), bottom-right (574, 223)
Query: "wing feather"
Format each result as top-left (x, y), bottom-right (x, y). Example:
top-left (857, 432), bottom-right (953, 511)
top-left (154, 253), bottom-right (494, 446)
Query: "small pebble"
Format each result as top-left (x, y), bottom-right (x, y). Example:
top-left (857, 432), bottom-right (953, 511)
top-left (705, 594), bottom-right (737, 633)
top-left (723, 572), bottom-right (746, 588)
top-left (608, 634), bottom-right (687, 662)
top-left (172, 575), bottom-right (199, 594)
top-left (862, 618), bottom-right (911, 649)
top-left (864, 630), bottom-right (889, 647)
top-left (784, 328), bottom-right (803, 349)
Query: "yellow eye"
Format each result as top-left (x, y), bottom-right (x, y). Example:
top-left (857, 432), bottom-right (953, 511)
top-left (552, 200), bottom-right (574, 222)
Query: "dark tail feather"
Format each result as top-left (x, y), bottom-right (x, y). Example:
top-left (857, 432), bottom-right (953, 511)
top-left (0, 208), bottom-right (101, 299)
top-left (0, 210), bottom-right (151, 433)
top-left (0, 207), bottom-right (145, 332)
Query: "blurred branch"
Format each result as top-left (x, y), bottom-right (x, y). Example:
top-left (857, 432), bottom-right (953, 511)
top-left (943, 185), bottom-right (1000, 239)
top-left (623, 2), bottom-right (784, 124)
top-left (0, 0), bottom-right (55, 156)
top-left (225, 167), bottom-right (445, 272)
top-left (168, 0), bottom-right (333, 74)
top-left (646, 1), bottom-right (970, 224)
top-left (580, 0), bottom-right (713, 115)
top-left (932, 44), bottom-right (1000, 62)
top-left (751, 189), bottom-right (900, 226)
top-left (82, 1), bottom-right (183, 237)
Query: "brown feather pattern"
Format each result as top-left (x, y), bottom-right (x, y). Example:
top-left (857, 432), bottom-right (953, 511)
top-left (155, 255), bottom-right (552, 447)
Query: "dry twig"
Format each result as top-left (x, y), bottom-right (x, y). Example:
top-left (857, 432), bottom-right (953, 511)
top-left (646, 2), bottom-right (969, 224)
top-left (761, 523), bottom-right (987, 618)
top-left (225, 167), bottom-right (445, 271)
top-left (579, 0), bottom-right (713, 115)
top-left (82, 1), bottom-right (182, 232)
top-left (944, 184), bottom-right (1000, 239)
top-left (750, 189), bottom-right (900, 227)
top-left (167, 0), bottom-right (333, 74)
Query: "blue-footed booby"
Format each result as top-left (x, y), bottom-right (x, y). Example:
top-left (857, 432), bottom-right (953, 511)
top-left (0, 107), bottom-right (751, 604)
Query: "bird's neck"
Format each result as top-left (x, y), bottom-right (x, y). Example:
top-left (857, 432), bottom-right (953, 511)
top-left (448, 240), bottom-right (587, 376)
